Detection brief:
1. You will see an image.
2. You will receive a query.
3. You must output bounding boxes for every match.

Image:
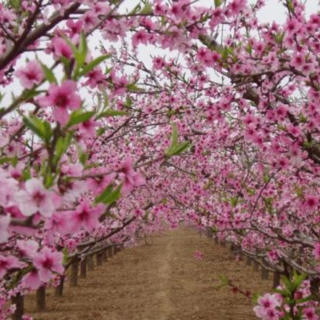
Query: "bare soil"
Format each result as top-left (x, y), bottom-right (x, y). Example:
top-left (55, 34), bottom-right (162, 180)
top-left (25, 227), bottom-right (272, 320)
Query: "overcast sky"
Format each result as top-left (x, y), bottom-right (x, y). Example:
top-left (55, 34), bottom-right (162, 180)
top-left (2, 0), bottom-right (320, 110)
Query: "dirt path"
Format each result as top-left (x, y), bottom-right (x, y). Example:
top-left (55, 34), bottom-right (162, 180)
top-left (26, 227), bottom-right (272, 320)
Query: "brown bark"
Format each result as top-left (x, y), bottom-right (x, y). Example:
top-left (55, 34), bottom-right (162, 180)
top-left (11, 293), bottom-right (24, 320)
top-left (36, 286), bottom-right (46, 311)
top-left (70, 259), bottom-right (79, 287)
top-left (273, 272), bottom-right (281, 289)
top-left (80, 258), bottom-right (87, 278)
top-left (96, 252), bottom-right (103, 266)
top-left (87, 255), bottom-right (94, 271)
top-left (55, 275), bottom-right (65, 297)
top-left (262, 268), bottom-right (269, 280)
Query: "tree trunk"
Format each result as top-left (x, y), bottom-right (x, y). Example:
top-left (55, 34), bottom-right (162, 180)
top-left (70, 259), bottom-right (79, 287)
top-left (55, 275), bottom-right (65, 297)
top-left (87, 255), bottom-right (94, 271)
top-left (254, 261), bottom-right (259, 272)
top-left (108, 246), bottom-right (114, 259)
top-left (246, 257), bottom-right (252, 266)
top-left (11, 293), bottom-right (24, 320)
top-left (96, 252), bottom-right (103, 266)
top-left (273, 272), bottom-right (281, 289)
top-left (310, 277), bottom-right (320, 301)
top-left (262, 268), bottom-right (269, 280)
top-left (80, 258), bottom-right (87, 278)
top-left (36, 286), bottom-right (46, 311)
top-left (102, 249), bottom-right (107, 262)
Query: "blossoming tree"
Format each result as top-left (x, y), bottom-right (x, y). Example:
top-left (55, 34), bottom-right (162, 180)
top-left (0, 0), bottom-right (320, 319)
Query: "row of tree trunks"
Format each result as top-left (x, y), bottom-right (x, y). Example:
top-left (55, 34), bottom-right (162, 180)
top-left (12, 245), bottom-right (122, 320)
top-left (216, 238), bottom-right (282, 289)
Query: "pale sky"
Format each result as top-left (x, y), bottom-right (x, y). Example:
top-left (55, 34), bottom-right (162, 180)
top-left (1, 0), bottom-right (319, 110)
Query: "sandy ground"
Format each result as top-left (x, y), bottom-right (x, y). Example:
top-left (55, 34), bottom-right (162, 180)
top-left (25, 227), bottom-right (272, 320)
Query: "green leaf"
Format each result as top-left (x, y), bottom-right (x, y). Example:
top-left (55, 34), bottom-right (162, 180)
top-left (124, 97), bottom-right (133, 108)
top-left (95, 184), bottom-right (113, 204)
top-left (230, 197), bottom-right (238, 208)
top-left (67, 110), bottom-right (95, 127)
top-left (171, 123), bottom-right (179, 147)
top-left (104, 184), bottom-right (122, 204)
top-left (40, 63), bottom-right (57, 84)
top-left (0, 157), bottom-right (17, 165)
top-left (62, 248), bottom-right (69, 266)
top-left (22, 166), bottom-right (31, 180)
top-left (95, 184), bottom-right (122, 205)
top-left (9, 0), bottom-right (20, 10)
top-left (296, 296), bottom-right (314, 304)
top-left (77, 32), bottom-right (88, 67)
top-left (166, 141), bottom-right (191, 158)
top-left (198, 34), bottom-right (219, 51)
top-left (45, 173), bottom-right (55, 188)
top-left (218, 275), bottom-right (229, 285)
top-left (96, 109), bottom-right (129, 119)
top-left (23, 116), bottom-right (51, 142)
top-left (22, 89), bottom-right (44, 101)
top-left (165, 124), bottom-right (191, 158)
top-left (126, 83), bottom-right (142, 92)
top-left (79, 55), bottom-right (112, 77)
top-left (287, 0), bottom-right (294, 13)
top-left (274, 32), bottom-right (285, 45)
top-left (79, 151), bottom-right (88, 166)
top-left (214, 0), bottom-right (223, 7)
top-left (293, 271), bottom-right (307, 289)
top-left (251, 293), bottom-right (260, 304)
top-left (140, 1), bottom-right (153, 15)
top-left (273, 288), bottom-right (288, 296)
top-left (129, 3), bottom-right (141, 15)
top-left (54, 133), bottom-right (73, 165)
top-left (43, 121), bottom-right (53, 140)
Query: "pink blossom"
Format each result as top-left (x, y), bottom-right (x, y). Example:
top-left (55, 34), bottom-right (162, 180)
top-left (275, 104), bottom-right (288, 121)
top-left (17, 178), bottom-right (56, 217)
top-left (33, 247), bottom-right (64, 283)
top-left (52, 37), bottom-right (73, 60)
top-left (194, 250), bottom-right (204, 260)
top-left (69, 200), bottom-right (105, 232)
top-left (132, 30), bottom-right (150, 47)
top-left (84, 68), bottom-right (106, 88)
top-left (17, 240), bottom-right (39, 258)
top-left (313, 243), bottom-right (320, 260)
top-left (16, 60), bottom-right (43, 89)
top-left (66, 19), bottom-right (83, 37)
top-left (0, 176), bottom-right (19, 208)
top-left (61, 163), bottom-right (83, 177)
top-left (254, 293), bottom-right (281, 320)
top-left (38, 80), bottom-right (81, 125)
top-left (21, 270), bottom-right (42, 290)
top-left (93, 2), bottom-right (110, 15)
top-left (303, 195), bottom-right (318, 213)
top-left (45, 211), bottom-right (78, 235)
top-left (303, 308), bottom-right (319, 320)
top-left (153, 57), bottom-right (165, 70)
top-left (285, 18), bottom-right (302, 35)
top-left (210, 8), bottom-right (225, 28)
top-left (80, 11), bottom-right (98, 32)
top-left (0, 255), bottom-right (20, 279)
top-left (119, 158), bottom-right (146, 195)
top-left (79, 119), bottom-right (97, 138)
top-left (226, 0), bottom-right (247, 16)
